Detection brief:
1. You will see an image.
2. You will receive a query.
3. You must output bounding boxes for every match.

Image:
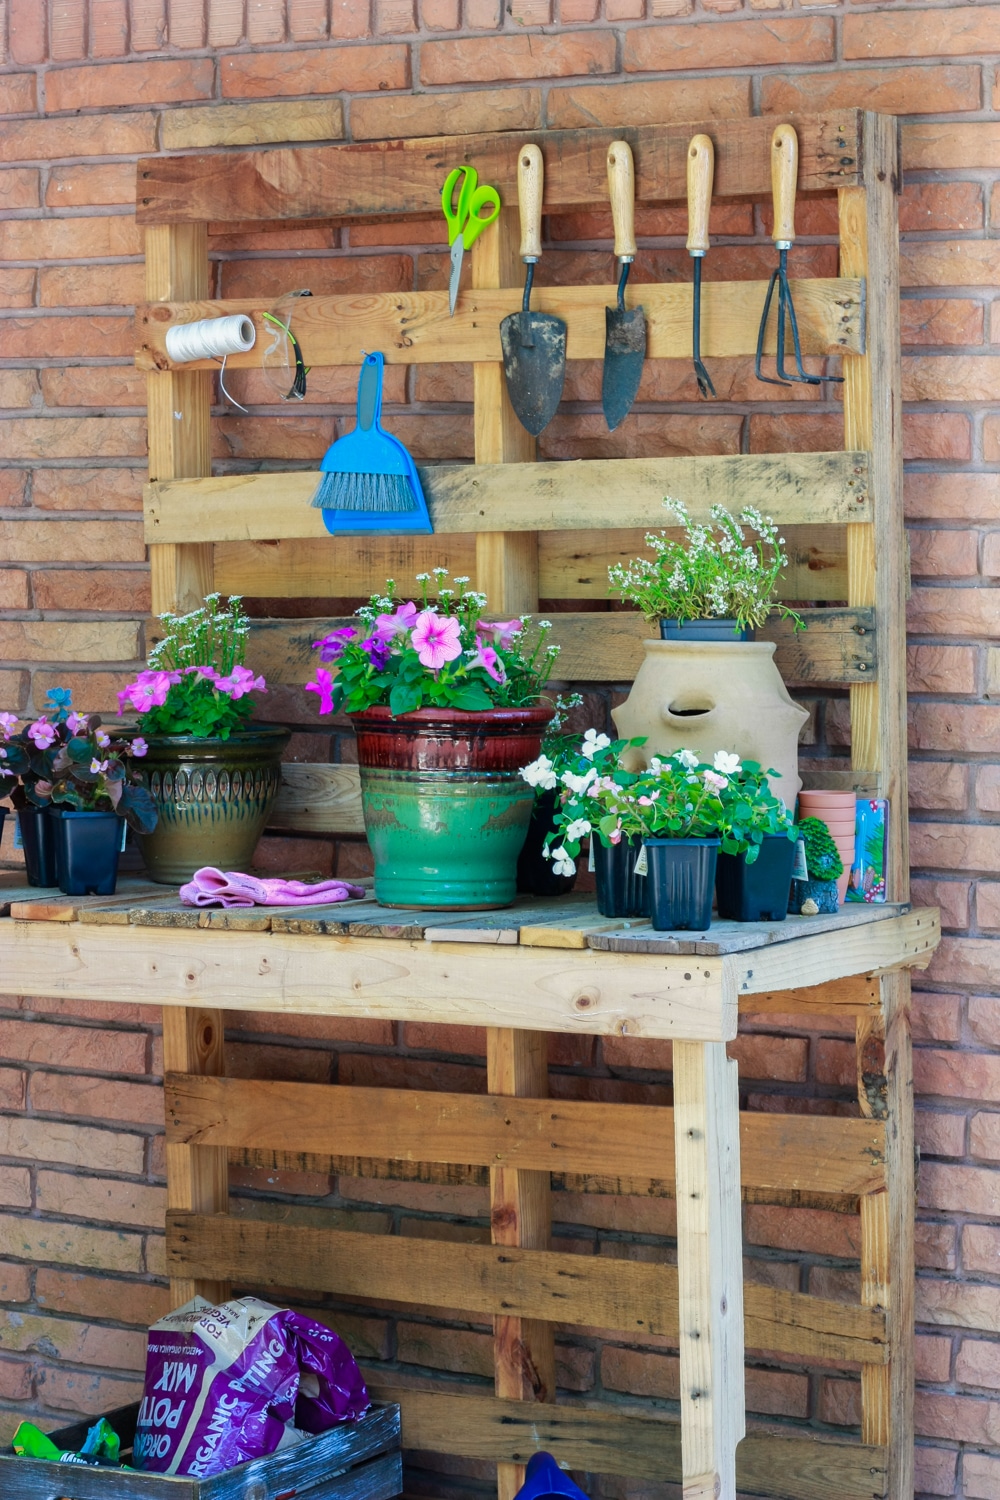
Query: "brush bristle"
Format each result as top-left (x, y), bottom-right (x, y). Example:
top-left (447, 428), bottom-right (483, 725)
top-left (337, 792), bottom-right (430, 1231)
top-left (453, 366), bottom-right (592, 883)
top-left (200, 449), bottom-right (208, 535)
top-left (312, 471), bottom-right (417, 513)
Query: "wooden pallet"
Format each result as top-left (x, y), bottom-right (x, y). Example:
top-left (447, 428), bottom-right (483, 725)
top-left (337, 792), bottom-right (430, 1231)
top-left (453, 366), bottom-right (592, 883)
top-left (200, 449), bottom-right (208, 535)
top-left (0, 107), bottom-right (929, 1500)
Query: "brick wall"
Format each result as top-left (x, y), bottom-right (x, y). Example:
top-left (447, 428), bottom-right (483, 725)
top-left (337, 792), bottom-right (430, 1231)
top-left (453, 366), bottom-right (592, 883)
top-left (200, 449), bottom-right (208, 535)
top-left (0, 2), bottom-right (998, 1496)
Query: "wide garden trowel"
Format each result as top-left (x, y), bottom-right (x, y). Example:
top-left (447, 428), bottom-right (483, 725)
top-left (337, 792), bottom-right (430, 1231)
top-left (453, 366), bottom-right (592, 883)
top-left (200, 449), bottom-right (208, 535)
top-left (499, 143), bottom-right (567, 436)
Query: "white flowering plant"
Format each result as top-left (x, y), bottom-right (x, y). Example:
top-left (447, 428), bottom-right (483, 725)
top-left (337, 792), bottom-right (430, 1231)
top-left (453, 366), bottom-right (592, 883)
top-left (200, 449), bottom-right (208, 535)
top-left (608, 499), bottom-right (804, 634)
top-left (520, 731), bottom-right (648, 877)
top-left (716, 759), bottom-right (795, 864)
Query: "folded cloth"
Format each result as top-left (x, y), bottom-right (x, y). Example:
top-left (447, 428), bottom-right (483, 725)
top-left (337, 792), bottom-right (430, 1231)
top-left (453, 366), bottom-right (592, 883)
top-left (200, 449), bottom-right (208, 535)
top-left (179, 867), bottom-right (367, 909)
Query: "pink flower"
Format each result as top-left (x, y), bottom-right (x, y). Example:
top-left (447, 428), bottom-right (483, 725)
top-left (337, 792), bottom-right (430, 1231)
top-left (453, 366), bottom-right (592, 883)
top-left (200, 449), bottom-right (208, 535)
top-left (471, 640), bottom-right (506, 684)
top-left (95, 729), bottom-right (111, 748)
top-left (27, 720), bottom-right (57, 750)
top-left (637, 792), bottom-right (660, 806)
top-left (119, 670), bottom-right (181, 714)
top-left (702, 769), bottom-right (728, 792)
top-left (475, 619), bottom-right (523, 649)
top-left (65, 712), bottom-right (86, 734)
top-left (607, 820), bottom-right (623, 845)
top-left (305, 667), bottom-right (336, 716)
top-left (0, 712), bottom-right (16, 739)
top-left (90, 758), bottom-right (109, 775)
top-left (184, 665), bottom-right (220, 683)
top-left (411, 610), bottom-right (462, 670)
top-left (215, 665), bottom-right (265, 701)
top-left (131, 737), bottom-right (148, 758)
top-left (375, 601), bottom-right (418, 638)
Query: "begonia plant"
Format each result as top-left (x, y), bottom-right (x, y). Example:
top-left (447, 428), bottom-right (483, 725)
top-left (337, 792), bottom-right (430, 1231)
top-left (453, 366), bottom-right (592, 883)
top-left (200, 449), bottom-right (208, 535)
top-left (117, 594), bottom-right (266, 740)
top-left (305, 570), bottom-right (559, 719)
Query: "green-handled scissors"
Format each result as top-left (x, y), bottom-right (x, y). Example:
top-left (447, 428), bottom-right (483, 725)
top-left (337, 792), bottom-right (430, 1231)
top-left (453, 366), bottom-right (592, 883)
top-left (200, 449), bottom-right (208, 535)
top-left (442, 165), bottom-right (501, 316)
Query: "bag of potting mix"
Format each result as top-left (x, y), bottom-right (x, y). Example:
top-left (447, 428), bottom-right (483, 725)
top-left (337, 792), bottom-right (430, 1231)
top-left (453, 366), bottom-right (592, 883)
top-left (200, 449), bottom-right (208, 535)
top-left (134, 1295), bottom-right (370, 1476)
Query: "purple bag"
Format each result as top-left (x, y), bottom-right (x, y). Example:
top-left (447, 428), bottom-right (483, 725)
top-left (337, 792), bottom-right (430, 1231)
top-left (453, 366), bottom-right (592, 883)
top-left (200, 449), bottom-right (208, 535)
top-left (134, 1296), bottom-right (370, 1477)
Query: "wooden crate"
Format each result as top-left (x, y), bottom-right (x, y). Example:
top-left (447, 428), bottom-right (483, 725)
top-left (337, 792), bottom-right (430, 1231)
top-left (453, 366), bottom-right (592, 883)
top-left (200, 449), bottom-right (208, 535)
top-left (0, 107), bottom-right (925, 1500)
top-left (0, 1402), bottom-right (401, 1499)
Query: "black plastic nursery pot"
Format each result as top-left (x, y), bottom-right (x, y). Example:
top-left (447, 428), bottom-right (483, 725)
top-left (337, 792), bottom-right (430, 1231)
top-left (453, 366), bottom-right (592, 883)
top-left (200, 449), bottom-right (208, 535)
top-left (17, 805), bottom-right (59, 887)
top-left (716, 833), bottom-right (797, 923)
top-left (516, 790), bottom-right (578, 898)
top-left (51, 809), bottom-right (123, 896)
top-left (644, 836), bottom-right (719, 931)
top-left (593, 834), bottom-right (649, 918)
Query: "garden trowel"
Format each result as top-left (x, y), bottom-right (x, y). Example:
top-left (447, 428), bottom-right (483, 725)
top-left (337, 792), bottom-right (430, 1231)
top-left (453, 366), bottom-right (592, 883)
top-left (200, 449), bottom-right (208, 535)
top-left (601, 140), bottom-right (646, 431)
top-left (499, 143), bottom-right (567, 436)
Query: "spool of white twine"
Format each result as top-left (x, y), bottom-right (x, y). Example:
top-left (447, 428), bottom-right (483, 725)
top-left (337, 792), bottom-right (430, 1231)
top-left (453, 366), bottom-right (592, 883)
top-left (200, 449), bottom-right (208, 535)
top-left (165, 314), bottom-right (256, 364)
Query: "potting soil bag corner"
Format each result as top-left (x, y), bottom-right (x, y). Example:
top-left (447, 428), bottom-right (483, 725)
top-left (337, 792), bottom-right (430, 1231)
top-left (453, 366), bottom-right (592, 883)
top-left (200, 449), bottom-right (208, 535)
top-left (134, 1294), bottom-right (370, 1477)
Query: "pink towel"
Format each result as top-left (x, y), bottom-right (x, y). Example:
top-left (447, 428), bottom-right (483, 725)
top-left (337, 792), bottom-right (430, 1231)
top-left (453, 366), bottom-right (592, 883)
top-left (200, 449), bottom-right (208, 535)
top-left (179, 866), bottom-right (367, 909)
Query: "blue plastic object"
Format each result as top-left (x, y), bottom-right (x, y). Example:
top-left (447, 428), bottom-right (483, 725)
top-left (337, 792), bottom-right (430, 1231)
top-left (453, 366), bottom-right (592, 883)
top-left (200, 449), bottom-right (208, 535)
top-left (312, 352), bottom-right (432, 536)
top-left (514, 1452), bottom-right (589, 1500)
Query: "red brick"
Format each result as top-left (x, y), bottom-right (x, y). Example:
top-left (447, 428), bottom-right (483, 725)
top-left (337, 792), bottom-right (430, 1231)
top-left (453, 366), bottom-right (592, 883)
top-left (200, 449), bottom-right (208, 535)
top-left (762, 65), bottom-right (981, 117)
top-left (813, 1038), bottom-right (855, 1090)
top-left (0, 267), bottom-right (35, 306)
top-left (911, 471), bottom-right (1000, 525)
top-left (29, 1072), bottom-right (164, 1127)
top-left (420, 0), bottom-right (461, 26)
top-left (208, 0), bottom-right (247, 44)
top-left (8, 0), bottom-right (46, 63)
top-left (0, 1115), bottom-right (144, 1174)
top-left (45, 163), bottom-right (137, 208)
top-left (917, 1047), bottom-right (1000, 1104)
top-left (288, 0), bottom-right (331, 37)
top-left (903, 240), bottom-right (1000, 291)
top-left (749, 412), bottom-right (843, 454)
top-left (900, 298), bottom-right (983, 347)
top-left (0, 214), bottom-right (140, 259)
top-left (845, 8), bottom-right (1000, 62)
top-left (223, 46), bottom-right (408, 98)
top-left (0, 571), bottom-right (28, 610)
top-left (340, 1052), bottom-right (486, 1093)
top-left (910, 528), bottom-right (980, 580)
top-left (910, 877), bottom-right (970, 931)
top-left (911, 993), bottom-right (963, 1046)
top-left (546, 76), bottom-right (751, 129)
top-left (91, 0), bottom-right (129, 55)
top-left (970, 1111), bottom-right (1000, 1162)
top-left (907, 644), bottom-right (977, 694)
top-left (976, 766), bottom-right (1000, 815)
top-left (32, 468), bottom-right (145, 512)
top-left (0, 517), bottom-right (145, 562)
top-left (924, 936), bottom-right (1000, 991)
top-left (920, 1162), bottom-right (1000, 1218)
top-left (47, 58), bottom-right (214, 111)
top-left (0, 77), bottom-right (35, 122)
top-left (605, 0), bottom-right (642, 16)
top-left (601, 1345), bottom-right (808, 1418)
top-left (0, 112), bottom-right (157, 163)
top-left (0, 1360), bottom-right (33, 1401)
top-left (422, 32), bottom-right (615, 84)
top-left (627, 17), bottom-right (831, 72)
top-left (744, 1204), bottom-right (860, 1257)
top-left (970, 993), bottom-right (1000, 1048)
top-left (728, 1034), bottom-right (807, 1082)
top-left (916, 1220), bottom-right (957, 1271)
top-left (37, 1172), bottom-right (165, 1230)
top-left (464, 0), bottom-right (502, 25)
top-left (225, 1040), bottom-right (331, 1084)
top-left (905, 355), bottom-right (1000, 404)
top-left (0, 671), bottom-right (29, 712)
top-left (0, 1070), bottom-right (26, 1111)
top-left (818, 1376), bottom-right (860, 1427)
top-left (0, 1167), bottom-right (30, 1211)
top-left (915, 1390), bottom-right (1000, 1445)
top-left (231, 1010), bottom-right (393, 1045)
top-left (0, 472), bottom-right (28, 507)
top-left (248, 0), bottom-right (287, 41)
top-left (0, 167), bottom-right (39, 210)
top-left (131, 0), bottom-right (168, 50)
top-left (916, 1107), bottom-right (966, 1158)
top-left (903, 413), bottom-right (972, 462)
top-left (352, 86), bottom-right (540, 140)
top-left (911, 705), bottom-right (1000, 756)
top-left (0, 315), bottom-right (133, 360)
top-left (966, 1453), bottom-right (1000, 1500)
top-left (900, 181), bottom-right (983, 234)
top-left (35, 1366), bottom-right (143, 1416)
top-left (35, 1267), bottom-right (169, 1326)
top-left (376, 0), bottom-right (417, 29)
top-left (0, 1017), bottom-right (146, 1073)
top-left (963, 1223), bottom-right (1000, 1275)
top-left (908, 587), bottom-right (996, 637)
top-left (41, 366), bottom-right (146, 409)
top-left (37, 264), bottom-right (141, 308)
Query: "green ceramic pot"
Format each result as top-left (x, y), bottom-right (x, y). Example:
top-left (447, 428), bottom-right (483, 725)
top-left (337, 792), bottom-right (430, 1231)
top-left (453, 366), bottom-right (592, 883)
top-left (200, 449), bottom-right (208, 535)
top-left (136, 725), bottom-right (290, 884)
top-left (352, 704), bottom-right (553, 910)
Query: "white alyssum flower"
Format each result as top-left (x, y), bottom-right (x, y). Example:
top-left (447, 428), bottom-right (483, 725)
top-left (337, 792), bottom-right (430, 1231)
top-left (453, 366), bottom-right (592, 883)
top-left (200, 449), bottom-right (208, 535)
top-left (561, 765), bottom-right (598, 797)
top-left (713, 750), bottom-right (742, 776)
top-left (580, 729), bottom-right (611, 760)
top-left (550, 845), bottom-right (576, 877)
top-left (520, 754), bottom-right (558, 790)
top-left (565, 818), bottom-right (592, 841)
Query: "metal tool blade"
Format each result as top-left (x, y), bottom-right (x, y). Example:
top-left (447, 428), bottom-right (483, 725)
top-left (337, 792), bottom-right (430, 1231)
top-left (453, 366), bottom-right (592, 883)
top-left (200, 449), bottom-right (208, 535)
top-left (448, 238), bottom-right (463, 316)
top-left (499, 308), bottom-right (567, 437)
top-left (601, 302), bottom-right (646, 432)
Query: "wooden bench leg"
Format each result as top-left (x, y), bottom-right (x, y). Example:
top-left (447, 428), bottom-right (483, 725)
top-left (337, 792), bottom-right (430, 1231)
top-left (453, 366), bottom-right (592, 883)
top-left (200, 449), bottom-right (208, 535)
top-left (487, 1027), bottom-right (555, 1500)
top-left (163, 1006), bottom-right (230, 1307)
top-left (859, 971), bottom-right (914, 1500)
top-left (673, 1040), bottom-right (745, 1500)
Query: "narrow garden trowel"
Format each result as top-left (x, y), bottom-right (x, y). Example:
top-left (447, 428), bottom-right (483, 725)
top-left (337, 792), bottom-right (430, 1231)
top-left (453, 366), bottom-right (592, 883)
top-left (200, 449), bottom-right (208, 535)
top-left (499, 143), bottom-right (567, 436)
top-left (601, 139), bottom-right (646, 431)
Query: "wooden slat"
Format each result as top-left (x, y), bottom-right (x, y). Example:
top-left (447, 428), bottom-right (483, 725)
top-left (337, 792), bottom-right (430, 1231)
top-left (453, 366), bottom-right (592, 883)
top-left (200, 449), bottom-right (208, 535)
top-left (136, 279), bottom-right (863, 371)
top-left (164, 1075), bottom-right (886, 1198)
top-left (269, 762), bottom-right (366, 836)
top-left (136, 114), bottom-right (863, 224)
top-left (145, 453), bottom-right (872, 545)
top-left (724, 908), bottom-right (939, 1000)
top-left (232, 608), bottom-right (876, 692)
top-left (368, 1385), bottom-right (888, 1499)
top-left (0, 921), bottom-right (735, 1041)
top-left (166, 1213), bottom-right (887, 1364)
top-left (162, 1010), bottom-right (229, 1308)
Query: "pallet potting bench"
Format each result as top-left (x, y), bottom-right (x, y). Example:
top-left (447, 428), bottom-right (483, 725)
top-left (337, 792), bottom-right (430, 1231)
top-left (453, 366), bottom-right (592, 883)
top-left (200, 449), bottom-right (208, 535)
top-left (0, 111), bottom-right (938, 1500)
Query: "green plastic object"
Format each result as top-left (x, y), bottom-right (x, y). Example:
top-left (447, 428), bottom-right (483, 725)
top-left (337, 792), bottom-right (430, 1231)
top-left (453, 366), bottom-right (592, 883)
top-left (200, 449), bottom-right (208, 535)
top-left (12, 1416), bottom-right (125, 1468)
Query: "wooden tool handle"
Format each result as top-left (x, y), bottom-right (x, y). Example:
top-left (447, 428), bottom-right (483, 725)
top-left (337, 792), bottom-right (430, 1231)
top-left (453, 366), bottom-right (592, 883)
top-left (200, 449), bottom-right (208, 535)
top-left (686, 134), bottom-right (714, 256)
top-left (607, 140), bottom-right (637, 261)
top-left (518, 143), bottom-right (543, 262)
top-left (770, 123), bottom-right (798, 246)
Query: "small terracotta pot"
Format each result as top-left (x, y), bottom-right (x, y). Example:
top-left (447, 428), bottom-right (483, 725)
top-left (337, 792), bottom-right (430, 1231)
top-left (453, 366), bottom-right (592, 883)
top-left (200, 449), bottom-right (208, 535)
top-left (798, 791), bottom-right (857, 812)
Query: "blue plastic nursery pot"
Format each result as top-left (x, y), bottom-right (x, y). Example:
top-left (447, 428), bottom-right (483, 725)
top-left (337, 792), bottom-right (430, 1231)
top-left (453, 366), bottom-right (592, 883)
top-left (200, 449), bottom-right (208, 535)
top-left (593, 834), bottom-right (648, 918)
top-left (659, 618), bottom-right (753, 642)
top-left (514, 1451), bottom-right (588, 1500)
top-left (17, 805), bottom-right (59, 887)
top-left (644, 836), bottom-right (719, 931)
top-left (716, 833), bottom-right (797, 922)
top-left (51, 809), bottom-right (123, 896)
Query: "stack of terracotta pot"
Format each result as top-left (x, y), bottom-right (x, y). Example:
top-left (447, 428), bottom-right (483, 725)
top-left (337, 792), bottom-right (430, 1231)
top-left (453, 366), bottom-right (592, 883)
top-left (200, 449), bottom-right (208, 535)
top-left (797, 790), bottom-right (857, 904)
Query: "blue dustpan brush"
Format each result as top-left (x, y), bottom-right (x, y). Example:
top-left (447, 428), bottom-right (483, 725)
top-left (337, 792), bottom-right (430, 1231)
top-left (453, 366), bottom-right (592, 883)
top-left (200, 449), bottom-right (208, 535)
top-left (312, 352), bottom-right (432, 536)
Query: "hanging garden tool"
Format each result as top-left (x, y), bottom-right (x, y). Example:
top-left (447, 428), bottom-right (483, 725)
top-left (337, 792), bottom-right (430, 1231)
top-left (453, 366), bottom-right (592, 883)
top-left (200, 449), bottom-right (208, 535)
top-left (755, 124), bottom-right (842, 388)
top-left (686, 134), bottom-right (716, 399)
top-left (499, 143), bottom-right (567, 436)
top-left (441, 164), bottom-right (501, 316)
top-left (311, 352), bottom-right (432, 536)
top-left (601, 140), bottom-right (646, 431)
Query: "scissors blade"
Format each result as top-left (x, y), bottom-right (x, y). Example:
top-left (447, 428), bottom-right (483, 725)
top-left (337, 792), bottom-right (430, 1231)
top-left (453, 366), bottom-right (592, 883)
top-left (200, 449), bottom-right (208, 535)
top-left (449, 238), bottom-right (464, 316)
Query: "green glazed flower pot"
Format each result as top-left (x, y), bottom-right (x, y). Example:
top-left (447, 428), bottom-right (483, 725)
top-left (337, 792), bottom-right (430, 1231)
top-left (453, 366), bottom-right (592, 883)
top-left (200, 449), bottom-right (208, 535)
top-left (352, 704), bottom-right (553, 910)
top-left (136, 725), bottom-right (290, 885)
